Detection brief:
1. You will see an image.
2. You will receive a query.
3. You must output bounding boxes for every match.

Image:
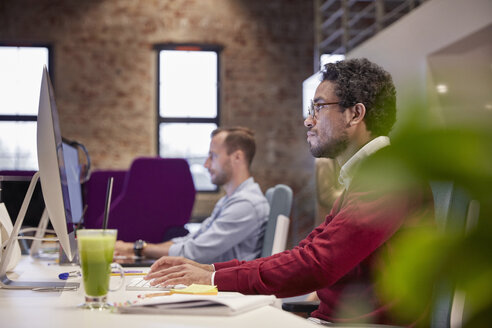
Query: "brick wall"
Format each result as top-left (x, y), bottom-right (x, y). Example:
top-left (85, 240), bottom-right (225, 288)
top-left (0, 0), bottom-right (317, 246)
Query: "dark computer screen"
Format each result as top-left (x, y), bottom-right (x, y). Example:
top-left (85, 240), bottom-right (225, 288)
top-left (0, 143), bottom-right (83, 229)
top-left (0, 174), bottom-right (47, 228)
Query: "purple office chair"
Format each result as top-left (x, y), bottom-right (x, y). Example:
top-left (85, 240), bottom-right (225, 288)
top-left (82, 170), bottom-right (127, 228)
top-left (94, 157), bottom-right (196, 243)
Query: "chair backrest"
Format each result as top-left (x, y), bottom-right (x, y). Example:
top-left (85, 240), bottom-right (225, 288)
top-left (96, 157), bottom-right (196, 243)
top-left (82, 169), bottom-right (127, 228)
top-left (270, 214), bottom-right (290, 255)
top-left (430, 181), bottom-right (469, 234)
top-left (429, 181), bottom-right (479, 328)
top-left (261, 184), bottom-right (293, 258)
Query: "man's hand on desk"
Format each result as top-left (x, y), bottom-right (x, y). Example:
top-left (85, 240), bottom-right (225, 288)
top-left (149, 256), bottom-right (214, 272)
top-left (114, 240), bottom-right (134, 257)
top-left (145, 256), bottom-right (214, 286)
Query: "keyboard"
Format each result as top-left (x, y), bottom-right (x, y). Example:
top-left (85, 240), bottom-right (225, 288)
top-left (126, 277), bottom-right (187, 291)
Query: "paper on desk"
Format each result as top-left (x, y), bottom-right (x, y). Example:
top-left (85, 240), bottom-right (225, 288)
top-left (170, 284), bottom-right (218, 295)
top-left (117, 292), bottom-right (276, 316)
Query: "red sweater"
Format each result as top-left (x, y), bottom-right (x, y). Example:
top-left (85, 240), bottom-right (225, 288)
top-left (214, 171), bottom-right (432, 324)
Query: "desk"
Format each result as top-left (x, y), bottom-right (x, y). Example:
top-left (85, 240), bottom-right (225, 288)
top-left (0, 256), bottom-right (317, 328)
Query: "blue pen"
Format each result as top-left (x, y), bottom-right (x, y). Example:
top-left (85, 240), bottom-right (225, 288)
top-left (58, 271), bottom-right (81, 280)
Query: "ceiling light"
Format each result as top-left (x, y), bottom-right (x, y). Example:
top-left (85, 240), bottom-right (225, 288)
top-left (436, 84), bottom-right (448, 94)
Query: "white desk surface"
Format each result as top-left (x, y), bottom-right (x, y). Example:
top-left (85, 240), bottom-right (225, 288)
top-left (1, 256), bottom-right (318, 328)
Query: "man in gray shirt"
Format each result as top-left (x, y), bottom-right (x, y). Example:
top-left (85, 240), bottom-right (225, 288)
top-left (114, 127), bottom-right (270, 264)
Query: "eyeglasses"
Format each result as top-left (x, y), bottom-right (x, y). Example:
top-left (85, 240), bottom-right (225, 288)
top-left (307, 99), bottom-right (340, 119)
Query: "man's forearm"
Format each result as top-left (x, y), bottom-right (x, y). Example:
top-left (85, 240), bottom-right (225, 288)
top-left (144, 241), bottom-right (174, 258)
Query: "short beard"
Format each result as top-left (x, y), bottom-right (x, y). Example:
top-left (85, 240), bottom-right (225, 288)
top-left (309, 131), bottom-right (349, 159)
top-left (211, 171), bottom-right (228, 186)
top-left (211, 159), bottom-right (232, 186)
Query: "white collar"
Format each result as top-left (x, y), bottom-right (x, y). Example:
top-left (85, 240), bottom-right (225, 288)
top-left (338, 136), bottom-right (390, 190)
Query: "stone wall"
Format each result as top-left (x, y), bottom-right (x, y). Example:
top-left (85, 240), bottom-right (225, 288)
top-left (0, 0), bottom-right (316, 246)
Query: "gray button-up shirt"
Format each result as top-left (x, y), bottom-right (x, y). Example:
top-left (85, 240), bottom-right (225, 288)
top-left (168, 177), bottom-right (270, 264)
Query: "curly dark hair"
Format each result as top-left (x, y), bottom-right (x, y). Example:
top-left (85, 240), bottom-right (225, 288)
top-left (321, 58), bottom-right (397, 136)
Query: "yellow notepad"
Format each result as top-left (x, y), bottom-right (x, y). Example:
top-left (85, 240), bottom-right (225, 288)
top-left (170, 284), bottom-right (218, 295)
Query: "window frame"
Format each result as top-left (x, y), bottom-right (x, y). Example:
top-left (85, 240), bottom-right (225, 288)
top-left (0, 43), bottom-right (53, 122)
top-left (0, 43), bottom-right (53, 170)
top-left (154, 43), bottom-right (222, 192)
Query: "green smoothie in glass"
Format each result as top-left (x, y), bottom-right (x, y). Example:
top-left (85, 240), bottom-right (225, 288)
top-left (77, 230), bottom-right (118, 302)
top-left (78, 232), bottom-right (115, 296)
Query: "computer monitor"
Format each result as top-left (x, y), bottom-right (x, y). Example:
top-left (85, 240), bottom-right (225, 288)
top-left (62, 141), bottom-right (84, 225)
top-left (36, 66), bottom-right (77, 262)
top-left (0, 172), bottom-right (46, 229)
top-left (0, 66), bottom-right (79, 290)
top-left (29, 140), bottom-right (85, 258)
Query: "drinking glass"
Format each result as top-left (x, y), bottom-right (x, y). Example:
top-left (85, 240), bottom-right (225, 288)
top-left (76, 229), bottom-right (124, 310)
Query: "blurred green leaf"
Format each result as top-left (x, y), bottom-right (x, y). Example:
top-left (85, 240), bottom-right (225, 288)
top-left (360, 106), bottom-right (492, 326)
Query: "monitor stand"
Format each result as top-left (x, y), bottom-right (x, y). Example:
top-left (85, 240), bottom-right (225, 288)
top-left (0, 172), bottom-right (79, 290)
top-left (29, 208), bottom-right (50, 258)
top-left (29, 207), bottom-right (78, 265)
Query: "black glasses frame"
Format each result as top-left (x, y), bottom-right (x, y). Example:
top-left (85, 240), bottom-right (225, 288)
top-left (307, 99), bottom-right (340, 119)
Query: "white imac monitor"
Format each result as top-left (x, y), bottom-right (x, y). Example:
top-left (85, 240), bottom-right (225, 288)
top-left (36, 66), bottom-right (77, 261)
top-left (0, 66), bottom-right (79, 290)
top-left (29, 140), bottom-right (84, 258)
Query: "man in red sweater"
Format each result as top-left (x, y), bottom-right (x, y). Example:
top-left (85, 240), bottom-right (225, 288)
top-left (145, 58), bottom-right (432, 325)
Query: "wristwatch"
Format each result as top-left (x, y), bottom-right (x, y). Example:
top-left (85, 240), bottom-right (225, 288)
top-left (133, 239), bottom-right (147, 257)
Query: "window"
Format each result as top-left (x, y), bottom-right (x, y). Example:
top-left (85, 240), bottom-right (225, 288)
top-left (302, 54), bottom-right (345, 118)
top-left (0, 45), bottom-right (51, 170)
top-left (156, 44), bottom-right (221, 191)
